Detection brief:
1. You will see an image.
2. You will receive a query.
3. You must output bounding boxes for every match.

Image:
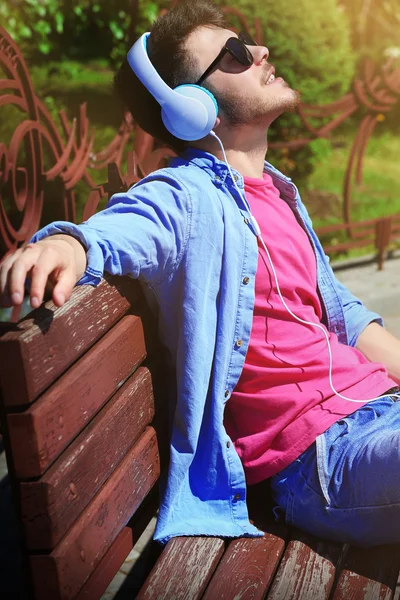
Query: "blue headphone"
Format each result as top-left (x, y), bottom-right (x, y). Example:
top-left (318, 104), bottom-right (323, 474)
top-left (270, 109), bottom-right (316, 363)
top-left (127, 33), bottom-right (218, 141)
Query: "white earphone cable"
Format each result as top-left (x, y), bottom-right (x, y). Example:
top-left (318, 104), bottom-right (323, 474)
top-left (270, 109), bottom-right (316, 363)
top-left (210, 130), bottom-right (400, 404)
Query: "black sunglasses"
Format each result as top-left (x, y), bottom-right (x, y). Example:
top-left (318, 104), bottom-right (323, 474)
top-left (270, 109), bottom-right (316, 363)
top-left (196, 31), bottom-right (258, 86)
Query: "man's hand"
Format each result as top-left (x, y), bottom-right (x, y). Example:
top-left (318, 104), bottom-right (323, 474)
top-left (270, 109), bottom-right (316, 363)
top-left (0, 235), bottom-right (87, 309)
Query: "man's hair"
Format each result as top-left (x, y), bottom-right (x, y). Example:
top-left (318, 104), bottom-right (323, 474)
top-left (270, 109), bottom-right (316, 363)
top-left (113, 0), bottom-right (226, 154)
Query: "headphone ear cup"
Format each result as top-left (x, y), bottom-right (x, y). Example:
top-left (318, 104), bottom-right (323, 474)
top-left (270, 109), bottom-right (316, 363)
top-left (162, 85), bottom-right (218, 141)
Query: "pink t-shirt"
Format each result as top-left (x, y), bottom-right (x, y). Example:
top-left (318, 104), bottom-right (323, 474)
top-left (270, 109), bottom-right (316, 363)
top-left (224, 173), bottom-right (394, 484)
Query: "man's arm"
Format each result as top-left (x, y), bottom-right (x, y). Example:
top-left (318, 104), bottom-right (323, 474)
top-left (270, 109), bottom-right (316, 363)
top-left (1, 175), bottom-right (190, 309)
top-left (356, 322), bottom-right (400, 385)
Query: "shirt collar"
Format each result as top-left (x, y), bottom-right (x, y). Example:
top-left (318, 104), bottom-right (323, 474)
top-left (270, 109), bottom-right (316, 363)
top-left (172, 147), bottom-right (293, 189)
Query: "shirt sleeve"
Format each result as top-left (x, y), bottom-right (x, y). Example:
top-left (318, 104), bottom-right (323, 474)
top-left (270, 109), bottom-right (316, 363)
top-left (332, 274), bottom-right (384, 347)
top-left (29, 173), bottom-right (192, 288)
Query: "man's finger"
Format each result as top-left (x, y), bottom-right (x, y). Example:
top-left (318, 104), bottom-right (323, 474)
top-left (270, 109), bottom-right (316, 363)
top-left (0, 248), bottom-right (24, 298)
top-left (51, 270), bottom-right (76, 307)
top-left (0, 248), bottom-right (35, 306)
top-left (29, 251), bottom-right (73, 308)
top-left (9, 247), bottom-right (63, 308)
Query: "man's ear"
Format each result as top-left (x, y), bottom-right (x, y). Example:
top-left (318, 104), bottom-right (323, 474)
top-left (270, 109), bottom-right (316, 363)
top-left (213, 116), bottom-right (221, 130)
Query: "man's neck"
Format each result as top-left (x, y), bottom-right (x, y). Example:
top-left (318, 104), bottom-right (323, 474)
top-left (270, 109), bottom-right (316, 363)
top-left (194, 126), bottom-right (269, 179)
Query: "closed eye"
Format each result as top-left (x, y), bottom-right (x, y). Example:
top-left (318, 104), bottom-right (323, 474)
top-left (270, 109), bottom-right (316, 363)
top-left (221, 53), bottom-right (243, 72)
top-left (224, 54), bottom-right (235, 64)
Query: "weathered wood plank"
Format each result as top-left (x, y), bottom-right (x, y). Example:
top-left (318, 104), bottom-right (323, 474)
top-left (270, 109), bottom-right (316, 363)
top-left (20, 366), bottom-right (155, 549)
top-left (0, 276), bottom-right (140, 407)
top-left (331, 545), bottom-right (400, 600)
top-left (76, 488), bottom-right (160, 600)
top-left (8, 313), bottom-right (146, 478)
top-left (202, 533), bottom-right (285, 600)
top-left (267, 532), bottom-right (342, 600)
top-left (137, 537), bottom-right (225, 600)
top-left (75, 527), bottom-right (133, 600)
top-left (30, 426), bottom-right (160, 600)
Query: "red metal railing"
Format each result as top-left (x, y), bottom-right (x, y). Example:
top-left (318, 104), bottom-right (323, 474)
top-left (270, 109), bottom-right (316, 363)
top-left (0, 4), bottom-right (399, 277)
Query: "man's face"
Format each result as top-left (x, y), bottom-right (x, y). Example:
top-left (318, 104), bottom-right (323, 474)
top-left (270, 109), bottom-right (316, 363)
top-left (185, 26), bottom-right (300, 129)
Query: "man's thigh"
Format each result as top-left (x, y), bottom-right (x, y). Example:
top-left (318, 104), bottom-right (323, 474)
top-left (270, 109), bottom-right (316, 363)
top-left (319, 395), bottom-right (400, 508)
top-left (271, 396), bottom-right (400, 546)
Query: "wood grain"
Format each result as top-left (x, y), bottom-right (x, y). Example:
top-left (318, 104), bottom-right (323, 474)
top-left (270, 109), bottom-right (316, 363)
top-left (8, 313), bottom-right (146, 478)
top-left (75, 527), bottom-right (134, 600)
top-left (0, 276), bottom-right (140, 407)
top-left (76, 489), bottom-right (161, 600)
top-left (20, 366), bottom-right (155, 549)
top-left (267, 532), bottom-right (342, 600)
top-left (30, 426), bottom-right (160, 600)
top-left (331, 544), bottom-right (400, 600)
top-left (137, 537), bottom-right (225, 600)
top-left (202, 534), bottom-right (285, 600)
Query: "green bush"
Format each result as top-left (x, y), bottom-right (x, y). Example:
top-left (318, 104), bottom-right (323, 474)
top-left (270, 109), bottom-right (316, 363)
top-left (215, 0), bottom-right (356, 183)
top-left (1, 0), bottom-right (163, 65)
top-left (1, 0), bottom-right (357, 188)
top-left (339, 0), bottom-right (400, 60)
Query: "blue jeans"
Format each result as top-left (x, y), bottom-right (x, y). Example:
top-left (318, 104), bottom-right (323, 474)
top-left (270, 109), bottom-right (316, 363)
top-left (270, 390), bottom-right (400, 547)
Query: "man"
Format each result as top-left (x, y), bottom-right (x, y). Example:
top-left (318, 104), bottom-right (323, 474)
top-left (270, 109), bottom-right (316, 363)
top-left (2, 0), bottom-right (400, 547)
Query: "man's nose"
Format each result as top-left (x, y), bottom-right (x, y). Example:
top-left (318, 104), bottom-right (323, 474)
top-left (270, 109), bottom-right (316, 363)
top-left (251, 45), bottom-right (269, 65)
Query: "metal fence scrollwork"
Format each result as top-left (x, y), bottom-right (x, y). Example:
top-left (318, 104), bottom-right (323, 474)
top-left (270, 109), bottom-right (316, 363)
top-left (0, 7), bottom-right (399, 273)
top-left (0, 25), bottom-right (175, 261)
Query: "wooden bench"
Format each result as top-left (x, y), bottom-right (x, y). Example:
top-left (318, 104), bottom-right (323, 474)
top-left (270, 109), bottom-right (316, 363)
top-left (1, 276), bottom-right (400, 600)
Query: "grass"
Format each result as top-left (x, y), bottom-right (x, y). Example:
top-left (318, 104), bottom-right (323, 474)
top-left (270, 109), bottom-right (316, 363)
top-left (301, 130), bottom-right (400, 261)
top-left (304, 131), bottom-right (400, 227)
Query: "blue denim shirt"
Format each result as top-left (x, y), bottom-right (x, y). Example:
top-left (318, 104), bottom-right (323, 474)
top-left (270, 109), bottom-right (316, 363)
top-left (30, 148), bottom-right (382, 544)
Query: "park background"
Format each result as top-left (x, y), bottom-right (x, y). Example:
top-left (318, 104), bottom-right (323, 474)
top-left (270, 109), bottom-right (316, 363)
top-left (0, 0), bottom-right (399, 315)
top-left (0, 3), bottom-right (400, 596)
top-left (1, 0), bottom-right (399, 231)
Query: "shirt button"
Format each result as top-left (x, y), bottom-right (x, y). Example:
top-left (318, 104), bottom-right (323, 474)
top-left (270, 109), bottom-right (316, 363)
top-left (242, 277), bottom-right (250, 285)
top-left (225, 390), bottom-right (230, 398)
top-left (236, 339), bottom-right (243, 348)
top-left (244, 217), bottom-right (249, 225)
top-left (233, 175), bottom-right (238, 182)
top-left (226, 441), bottom-right (231, 448)
top-left (234, 493), bottom-right (241, 501)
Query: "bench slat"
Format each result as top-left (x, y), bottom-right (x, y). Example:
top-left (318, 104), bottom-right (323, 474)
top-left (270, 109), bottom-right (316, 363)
top-left (76, 488), bottom-right (161, 600)
top-left (8, 313), bottom-right (146, 478)
top-left (0, 276), bottom-right (140, 406)
top-left (30, 426), bottom-right (160, 600)
top-left (332, 545), bottom-right (400, 600)
top-left (267, 532), bottom-right (342, 600)
top-left (202, 534), bottom-right (285, 600)
top-left (137, 537), bottom-right (225, 600)
top-left (20, 365), bottom-right (155, 549)
top-left (75, 527), bottom-right (134, 600)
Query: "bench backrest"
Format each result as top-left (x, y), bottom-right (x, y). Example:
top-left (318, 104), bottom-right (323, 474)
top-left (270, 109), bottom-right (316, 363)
top-left (0, 275), bottom-right (164, 599)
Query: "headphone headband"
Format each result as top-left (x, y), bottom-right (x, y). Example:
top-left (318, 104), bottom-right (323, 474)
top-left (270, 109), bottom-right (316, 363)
top-left (127, 33), bottom-right (218, 141)
top-left (127, 33), bottom-right (183, 108)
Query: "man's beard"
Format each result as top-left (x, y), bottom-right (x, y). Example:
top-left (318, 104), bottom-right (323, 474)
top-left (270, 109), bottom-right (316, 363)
top-left (207, 83), bottom-right (301, 127)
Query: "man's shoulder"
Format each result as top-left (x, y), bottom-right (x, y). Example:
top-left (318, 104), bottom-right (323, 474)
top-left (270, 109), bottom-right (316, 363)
top-left (143, 157), bottom-right (209, 181)
top-left (126, 159), bottom-right (215, 206)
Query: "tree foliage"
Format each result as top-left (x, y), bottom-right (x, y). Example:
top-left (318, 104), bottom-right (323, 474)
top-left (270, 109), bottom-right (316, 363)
top-left (220, 0), bottom-right (355, 104)
top-left (1, 0), bottom-right (358, 182)
top-left (338, 0), bottom-right (400, 59)
top-left (214, 0), bottom-right (356, 179)
top-left (1, 0), bottom-right (164, 65)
